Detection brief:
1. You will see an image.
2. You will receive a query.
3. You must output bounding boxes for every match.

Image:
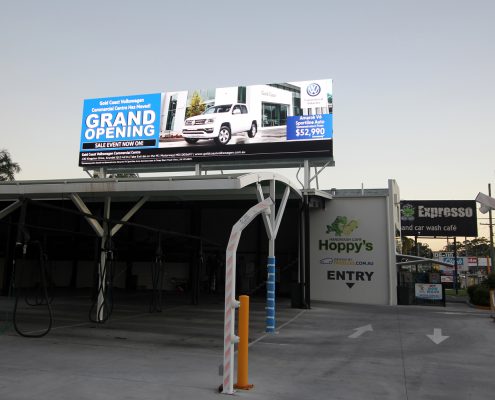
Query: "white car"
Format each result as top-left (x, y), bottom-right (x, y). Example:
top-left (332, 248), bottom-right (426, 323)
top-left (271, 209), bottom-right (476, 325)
top-left (182, 103), bottom-right (258, 145)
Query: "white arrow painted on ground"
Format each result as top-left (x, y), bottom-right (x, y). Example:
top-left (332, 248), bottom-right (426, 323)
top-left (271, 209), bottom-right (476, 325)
top-left (427, 328), bottom-right (449, 344)
top-left (348, 324), bottom-right (373, 339)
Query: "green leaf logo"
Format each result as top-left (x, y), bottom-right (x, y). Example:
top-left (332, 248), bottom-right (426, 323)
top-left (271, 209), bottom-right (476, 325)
top-left (401, 204), bottom-right (415, 221)
top-left (326, 216), bottom-right (359, 236)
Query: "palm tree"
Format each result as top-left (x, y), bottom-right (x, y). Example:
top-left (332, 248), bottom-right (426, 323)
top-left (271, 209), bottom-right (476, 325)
top-left (0, 149), bottom-right (21, 181)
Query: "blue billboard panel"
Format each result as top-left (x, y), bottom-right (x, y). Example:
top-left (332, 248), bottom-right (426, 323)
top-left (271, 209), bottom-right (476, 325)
top-left (286, 114), bottom-right (333, 141)
top-left (80, 93), bottom-right (161, 151)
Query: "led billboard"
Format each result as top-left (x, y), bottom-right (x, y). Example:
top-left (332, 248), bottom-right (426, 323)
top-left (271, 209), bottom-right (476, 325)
top-left (79, 79), bottom-right (333, 170)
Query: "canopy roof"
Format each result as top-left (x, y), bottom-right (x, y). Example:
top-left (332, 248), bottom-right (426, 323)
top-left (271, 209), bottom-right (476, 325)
top-left (0, 172), bottom-right (304, 203)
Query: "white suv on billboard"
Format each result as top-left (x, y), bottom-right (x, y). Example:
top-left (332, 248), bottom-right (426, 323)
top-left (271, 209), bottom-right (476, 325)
top-left (182, 104), bottom-right (258, 145)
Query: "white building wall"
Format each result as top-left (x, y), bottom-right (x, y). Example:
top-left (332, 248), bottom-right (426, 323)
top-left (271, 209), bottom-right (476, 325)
top-left (387, 179), bottom-right (401, 305)
top-left (310, 189), bottom-right (398, 305)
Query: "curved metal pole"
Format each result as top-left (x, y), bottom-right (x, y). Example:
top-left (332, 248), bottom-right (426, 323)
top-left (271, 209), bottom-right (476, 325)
top-left (222, 197), bottom-right (272, 395)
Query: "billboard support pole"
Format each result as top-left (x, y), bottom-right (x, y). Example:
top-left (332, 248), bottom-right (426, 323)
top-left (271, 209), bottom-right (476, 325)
top-left (313, 166), bottom-right (319, 189)
top-left (302, 160), bottom-right (311, 308)
top-left (303, 160), bottom-right (310, 189)
top-left (303, 192), bottom-right (311, 308)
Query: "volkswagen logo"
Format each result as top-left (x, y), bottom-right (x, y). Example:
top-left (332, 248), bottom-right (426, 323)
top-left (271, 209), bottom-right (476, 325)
top-left (306, 83), bottom-right (321, 97)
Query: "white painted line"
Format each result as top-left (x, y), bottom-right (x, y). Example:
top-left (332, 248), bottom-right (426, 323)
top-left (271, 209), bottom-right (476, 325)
top-left (249, 309), bottom-right (306, 347)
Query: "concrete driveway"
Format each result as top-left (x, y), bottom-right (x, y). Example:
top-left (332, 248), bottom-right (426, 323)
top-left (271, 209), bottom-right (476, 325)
top-left (0, 295), bottom-right (493, 399)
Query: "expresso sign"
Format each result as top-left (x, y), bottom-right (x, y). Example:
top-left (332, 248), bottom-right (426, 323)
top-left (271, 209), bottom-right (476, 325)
top-left (400, 200), bottom-right (477, 237)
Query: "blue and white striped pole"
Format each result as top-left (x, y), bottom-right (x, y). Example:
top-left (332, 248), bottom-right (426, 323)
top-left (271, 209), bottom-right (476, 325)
top-left (266, 256), bottom-right (276, 333)
top-left (266, 180), bottom-right (277, 333)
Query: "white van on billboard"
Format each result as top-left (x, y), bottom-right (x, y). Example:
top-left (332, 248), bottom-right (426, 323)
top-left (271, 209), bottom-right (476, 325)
top-left (181, 103), bottom-right (258, 145)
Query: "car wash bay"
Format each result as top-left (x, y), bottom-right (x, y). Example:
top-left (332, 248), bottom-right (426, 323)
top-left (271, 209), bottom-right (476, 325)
top-left (2, 176), bottom-right (494, 400)
top-left (0, 173), bottom-right (308, 338)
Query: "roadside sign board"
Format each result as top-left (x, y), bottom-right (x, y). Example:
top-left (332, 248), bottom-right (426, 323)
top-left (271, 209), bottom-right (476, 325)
top-left (400, 200), bottom-right (477, 237)
top-left (415, 283), bottom-right (443, 300)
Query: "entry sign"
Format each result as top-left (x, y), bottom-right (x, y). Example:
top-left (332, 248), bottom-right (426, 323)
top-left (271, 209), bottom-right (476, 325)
top-left (400, 200), bottom-right (477, 237)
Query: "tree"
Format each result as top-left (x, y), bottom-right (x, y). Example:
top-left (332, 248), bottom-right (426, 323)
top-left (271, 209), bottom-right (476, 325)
top-left (401, 236), bottom-right (433, 257)
top-left (0, 149), bottom-right (21, 181)
top-left (401, 236), bottom-right (415, 254)
top-left (185, 91), bottom-right (206, 118)
top-left (443, 237), bottom-right (490, 257)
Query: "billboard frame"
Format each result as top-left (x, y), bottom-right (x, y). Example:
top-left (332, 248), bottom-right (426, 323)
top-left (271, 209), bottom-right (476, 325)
top-left (84, 157), bottom-right (335, 175)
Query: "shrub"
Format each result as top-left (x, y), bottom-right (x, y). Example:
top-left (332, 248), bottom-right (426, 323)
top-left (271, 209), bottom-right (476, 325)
top-left (484, 272), bottom-right (495, 289)
top-left (467, 284), bottom-right (477, 299)
top-left (467, 273), bottom-right (495, 307)
top-left (470, 284), bottom-right (490, 307)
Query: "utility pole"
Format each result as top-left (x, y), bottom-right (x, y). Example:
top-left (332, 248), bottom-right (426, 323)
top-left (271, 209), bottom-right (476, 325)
top-left (453, 236), bottom-right (458, 295)
top-left (489, 184), bottom-right (494, 273)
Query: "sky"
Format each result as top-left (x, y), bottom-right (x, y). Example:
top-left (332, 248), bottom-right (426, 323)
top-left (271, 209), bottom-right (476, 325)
top-left (1, 0), bottom-right (494, 248)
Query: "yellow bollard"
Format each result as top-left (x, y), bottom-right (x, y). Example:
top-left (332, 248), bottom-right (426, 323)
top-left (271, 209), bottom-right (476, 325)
top-left (234, 295), bottom-right (254, 390)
